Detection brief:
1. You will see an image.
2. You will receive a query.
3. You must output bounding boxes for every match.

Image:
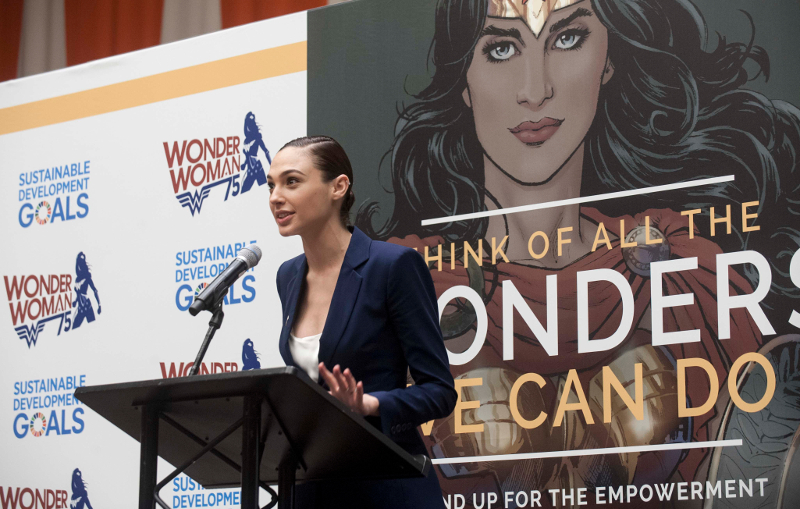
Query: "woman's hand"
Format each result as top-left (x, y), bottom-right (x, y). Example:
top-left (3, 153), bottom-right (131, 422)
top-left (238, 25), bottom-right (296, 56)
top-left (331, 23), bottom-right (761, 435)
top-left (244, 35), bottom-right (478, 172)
top-left (318, 363), bottom-right (380, 417)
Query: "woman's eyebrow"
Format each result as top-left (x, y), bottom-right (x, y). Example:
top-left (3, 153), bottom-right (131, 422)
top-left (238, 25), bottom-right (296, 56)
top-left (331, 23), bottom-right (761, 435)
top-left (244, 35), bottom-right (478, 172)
top-left (267, 169), bottom-right (303, 181)
top-left (549, 7), bottom-right (593, 34)
top-left (480, 25), bottom-right (524, 45)
top-left (281, 169), bottom-right (304, 177)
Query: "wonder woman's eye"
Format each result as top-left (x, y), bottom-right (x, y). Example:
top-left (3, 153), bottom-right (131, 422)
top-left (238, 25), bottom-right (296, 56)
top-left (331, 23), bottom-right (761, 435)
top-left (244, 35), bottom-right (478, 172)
top-left (553, 28), bottom-right (590, 50)
top-left (484, 41), bottom-right (518, 62)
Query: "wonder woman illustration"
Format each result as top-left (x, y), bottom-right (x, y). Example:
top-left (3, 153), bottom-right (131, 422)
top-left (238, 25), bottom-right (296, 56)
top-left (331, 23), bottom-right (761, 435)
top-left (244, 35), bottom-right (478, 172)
top-left (72, 252), bottom-right (100, 330)
top-left (69, 468), bottom-right (94, 509)
top-left (242, 338), bottom-right (261, 370)
top-left (356, 0), bottom-right (800, 506)
top-left (240, 111), bottom-right (271, 194)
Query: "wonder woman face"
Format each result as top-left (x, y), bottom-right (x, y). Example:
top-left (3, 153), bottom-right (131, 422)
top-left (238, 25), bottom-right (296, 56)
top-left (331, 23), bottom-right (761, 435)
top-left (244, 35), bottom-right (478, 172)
top-left (462, 1), bottom-right (613, 184)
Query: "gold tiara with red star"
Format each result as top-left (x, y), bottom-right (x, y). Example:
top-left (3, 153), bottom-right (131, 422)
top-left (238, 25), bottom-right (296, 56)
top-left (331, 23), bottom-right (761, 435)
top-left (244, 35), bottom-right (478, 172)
top-left (488, 0), bottom-right (581, 38)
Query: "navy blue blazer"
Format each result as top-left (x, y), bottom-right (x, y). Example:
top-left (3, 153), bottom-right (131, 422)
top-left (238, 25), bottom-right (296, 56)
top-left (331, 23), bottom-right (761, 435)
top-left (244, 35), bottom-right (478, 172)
top-left (275, 225), bottom-right (457, 508)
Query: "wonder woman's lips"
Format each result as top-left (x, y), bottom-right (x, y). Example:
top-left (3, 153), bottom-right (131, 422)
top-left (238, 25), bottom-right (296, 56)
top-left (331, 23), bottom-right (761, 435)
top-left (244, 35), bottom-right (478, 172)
top-left (508, 118), bottom-right (563, 145)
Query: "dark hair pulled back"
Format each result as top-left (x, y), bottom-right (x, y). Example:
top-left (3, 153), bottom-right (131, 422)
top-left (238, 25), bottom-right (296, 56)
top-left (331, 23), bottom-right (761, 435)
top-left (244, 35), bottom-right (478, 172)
top-left (280, 135), bottom-right (355, 227)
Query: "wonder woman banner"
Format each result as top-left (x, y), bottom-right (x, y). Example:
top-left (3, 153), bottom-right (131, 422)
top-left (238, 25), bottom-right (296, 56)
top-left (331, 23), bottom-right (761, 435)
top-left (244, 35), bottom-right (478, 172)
top-left (306, 0), bottom-right (800, 508)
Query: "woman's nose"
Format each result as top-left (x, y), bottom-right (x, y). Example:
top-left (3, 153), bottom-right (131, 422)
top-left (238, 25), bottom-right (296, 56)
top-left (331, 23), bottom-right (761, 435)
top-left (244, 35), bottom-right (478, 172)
top-left (517, 59), bottom-right (554, 109)
top-left (269, 186), bottom-right (284, 205)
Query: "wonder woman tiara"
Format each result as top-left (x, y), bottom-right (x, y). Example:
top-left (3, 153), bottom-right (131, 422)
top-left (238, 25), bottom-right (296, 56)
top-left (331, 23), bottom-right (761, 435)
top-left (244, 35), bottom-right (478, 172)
top-left (488, 0), bottom-right (582, 38)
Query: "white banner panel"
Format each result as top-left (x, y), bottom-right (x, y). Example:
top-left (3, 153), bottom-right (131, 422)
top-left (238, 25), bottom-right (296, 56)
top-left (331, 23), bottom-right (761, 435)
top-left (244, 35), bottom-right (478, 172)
top-left (0, 11), bottom-right (307, 509)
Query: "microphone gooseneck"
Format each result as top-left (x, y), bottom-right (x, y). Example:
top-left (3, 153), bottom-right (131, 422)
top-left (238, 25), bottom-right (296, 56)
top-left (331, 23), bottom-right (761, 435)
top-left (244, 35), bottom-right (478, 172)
top-left (187, 244), bottom-right (262, 377)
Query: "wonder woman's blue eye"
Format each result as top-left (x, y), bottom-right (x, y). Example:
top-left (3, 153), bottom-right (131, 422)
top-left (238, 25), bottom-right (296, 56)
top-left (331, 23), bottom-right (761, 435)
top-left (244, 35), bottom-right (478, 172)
top-left (553, 28), bottom-right (590, 50)
top-left (490, 42), bottom-right (515, 60)
top-left (484, 41), bottom-right (519, 62)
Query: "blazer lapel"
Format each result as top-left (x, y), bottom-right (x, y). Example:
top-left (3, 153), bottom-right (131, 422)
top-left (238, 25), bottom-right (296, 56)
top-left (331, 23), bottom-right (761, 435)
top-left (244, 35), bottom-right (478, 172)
top-left (317, 226), bottom-right (371, 370)
top-left (278, 256), bottom-right (307, 366)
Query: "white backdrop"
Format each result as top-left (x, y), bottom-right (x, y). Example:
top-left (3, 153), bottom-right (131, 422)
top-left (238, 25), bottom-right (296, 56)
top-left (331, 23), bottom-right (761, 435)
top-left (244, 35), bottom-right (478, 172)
top-left (0, 11), bottom-right (307, 509)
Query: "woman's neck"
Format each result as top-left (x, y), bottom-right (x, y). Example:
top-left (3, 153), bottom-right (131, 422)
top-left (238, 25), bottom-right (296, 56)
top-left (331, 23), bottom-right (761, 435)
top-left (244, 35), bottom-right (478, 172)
top-left (301, 220), bottom-right (352, 274)
top-left (482, 143), bottom-right (594, 266)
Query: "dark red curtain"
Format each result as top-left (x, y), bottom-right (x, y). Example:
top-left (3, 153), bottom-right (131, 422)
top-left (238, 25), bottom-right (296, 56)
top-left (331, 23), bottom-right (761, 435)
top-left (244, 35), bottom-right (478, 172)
top-left (0, 0), bottom-right (24, 82)
top-left (220, 0), bottom-right (325, 29)
top-left (64, 0), bottom-right (164, 66)
top-left (2, 0), bottom-right (325, 82)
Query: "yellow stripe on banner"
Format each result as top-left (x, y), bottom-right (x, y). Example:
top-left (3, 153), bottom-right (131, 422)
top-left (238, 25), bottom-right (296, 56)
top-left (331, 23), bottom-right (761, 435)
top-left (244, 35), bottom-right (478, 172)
top-left (0, 41), bottom-right (307, 136)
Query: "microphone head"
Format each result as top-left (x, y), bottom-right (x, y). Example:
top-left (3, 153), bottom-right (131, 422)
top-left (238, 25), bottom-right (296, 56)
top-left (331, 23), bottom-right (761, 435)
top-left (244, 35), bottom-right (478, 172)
top-left (238, 245), bottom-right (262, 269)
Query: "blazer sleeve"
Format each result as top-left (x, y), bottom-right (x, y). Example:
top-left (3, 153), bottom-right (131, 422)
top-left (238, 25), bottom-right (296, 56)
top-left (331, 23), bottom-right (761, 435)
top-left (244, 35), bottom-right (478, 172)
top-left (371, 248), bottom-right (457, 439)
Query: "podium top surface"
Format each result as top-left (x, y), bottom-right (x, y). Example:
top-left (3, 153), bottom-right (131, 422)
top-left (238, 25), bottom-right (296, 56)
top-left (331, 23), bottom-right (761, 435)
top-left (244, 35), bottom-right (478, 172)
top-left (75, 368), bottom-right (429, 487)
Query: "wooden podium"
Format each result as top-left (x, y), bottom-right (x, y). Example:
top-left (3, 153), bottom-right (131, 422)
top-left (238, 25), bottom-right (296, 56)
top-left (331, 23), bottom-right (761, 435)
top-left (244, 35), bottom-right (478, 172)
top-left (74, 368), bottom-right (430, 509)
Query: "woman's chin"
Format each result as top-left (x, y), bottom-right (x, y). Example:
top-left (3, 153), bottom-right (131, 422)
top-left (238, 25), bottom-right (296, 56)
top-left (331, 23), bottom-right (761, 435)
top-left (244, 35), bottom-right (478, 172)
top-left (484, 137), bottom-right (584, 186)
top-left (275, 224), bottom-right (296, 237)
top-left (494, 161), bottom-right (562, 186)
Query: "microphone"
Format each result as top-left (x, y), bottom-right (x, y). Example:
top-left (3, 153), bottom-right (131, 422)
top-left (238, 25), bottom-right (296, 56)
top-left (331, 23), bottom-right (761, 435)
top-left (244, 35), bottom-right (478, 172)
top-left (189, 245), bottom-right (262, 316)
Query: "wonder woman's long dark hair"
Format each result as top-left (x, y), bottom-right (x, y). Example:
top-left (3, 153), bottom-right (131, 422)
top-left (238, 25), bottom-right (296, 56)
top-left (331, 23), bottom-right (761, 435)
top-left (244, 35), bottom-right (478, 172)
top-left (356, 0), bottom-right (800, 328)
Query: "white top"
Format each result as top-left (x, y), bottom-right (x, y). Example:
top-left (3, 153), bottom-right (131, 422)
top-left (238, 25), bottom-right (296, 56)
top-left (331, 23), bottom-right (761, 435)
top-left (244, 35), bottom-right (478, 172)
top-left (288, 331), bottom-right (322, 382)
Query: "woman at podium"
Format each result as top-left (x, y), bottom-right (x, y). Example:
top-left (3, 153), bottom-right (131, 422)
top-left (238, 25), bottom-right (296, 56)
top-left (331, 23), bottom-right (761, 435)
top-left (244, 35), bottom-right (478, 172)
top-left (269, 135), bottom-right (458, 508)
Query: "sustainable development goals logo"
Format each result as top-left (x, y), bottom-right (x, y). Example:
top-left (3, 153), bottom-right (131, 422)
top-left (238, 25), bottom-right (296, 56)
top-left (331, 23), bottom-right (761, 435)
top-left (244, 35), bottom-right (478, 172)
top-left (4, 252), bottom-right (101, 348)
top-left (174, 240), bottom-right (257, 312)
top-left (17, 161), bottom-right (91, 228)
top-left (12, 375), bottom-right (86, 440)
top-left (165, 111), bottom-right (271, 216)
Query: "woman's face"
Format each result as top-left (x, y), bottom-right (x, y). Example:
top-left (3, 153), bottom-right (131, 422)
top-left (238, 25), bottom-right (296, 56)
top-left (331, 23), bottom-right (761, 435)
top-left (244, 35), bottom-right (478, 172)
top-left (463, 2), bottom-right (613, 184)
top-left (267, 147), bottom-right (347, 237)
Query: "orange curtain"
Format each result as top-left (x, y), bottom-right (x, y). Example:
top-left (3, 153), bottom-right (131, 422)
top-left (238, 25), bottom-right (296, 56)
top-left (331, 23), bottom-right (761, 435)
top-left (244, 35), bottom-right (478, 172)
top-left (220, 0), bottom-right (324, 29)
top-left (64, 0), bottom-right (164, 67)
top-left (0, 0), bottom-right (24, 81)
